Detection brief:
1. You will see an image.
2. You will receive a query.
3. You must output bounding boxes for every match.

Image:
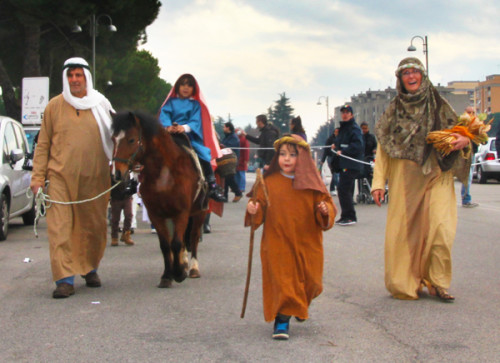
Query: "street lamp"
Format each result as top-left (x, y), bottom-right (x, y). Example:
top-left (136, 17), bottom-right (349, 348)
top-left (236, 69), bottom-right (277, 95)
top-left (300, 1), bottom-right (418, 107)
top-left (72, 14), bottom-right (117, 86)
top-left (317, 96), bottom-right (330, 135)
top-left (407, 35), bottom-right (428, 77)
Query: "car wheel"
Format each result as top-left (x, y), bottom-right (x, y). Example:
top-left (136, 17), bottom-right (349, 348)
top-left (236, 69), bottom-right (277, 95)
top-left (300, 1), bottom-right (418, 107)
top-left (22, 199), bottom-right (36, 225)
top-left (477, 166), bottom-right (487, 184)
top-left (0, 193), bottom-right (10, 241)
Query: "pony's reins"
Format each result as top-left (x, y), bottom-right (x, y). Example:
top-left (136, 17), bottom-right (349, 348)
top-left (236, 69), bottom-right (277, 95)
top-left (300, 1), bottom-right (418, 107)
top-left (33, 181), bottom-right (123, 238)
top-left (33, 116), bottom-right (145, 238)
top-left (112, 123), bottom-right (143, 168)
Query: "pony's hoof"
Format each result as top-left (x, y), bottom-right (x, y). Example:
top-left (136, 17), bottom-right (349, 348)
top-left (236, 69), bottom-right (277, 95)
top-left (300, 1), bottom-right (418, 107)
top-left (158, 278), bottom-right (172, 288)
top-left (189, 269), bottom-right (201, 278)
top-left (174, 270), bottom-right (188, 283)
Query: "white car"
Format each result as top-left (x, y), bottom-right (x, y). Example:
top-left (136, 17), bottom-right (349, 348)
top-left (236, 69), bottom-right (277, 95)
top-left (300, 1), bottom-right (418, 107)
top-left (0, 116), bottom-right (36, 240)
top-left (474, 137), bottom-right (500, 184)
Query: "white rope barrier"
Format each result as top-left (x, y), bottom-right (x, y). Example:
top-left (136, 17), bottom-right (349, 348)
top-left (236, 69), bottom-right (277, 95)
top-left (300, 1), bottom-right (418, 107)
top-left (29, 143), bottom-right (497, 237)
top-left (471, 159), bottom-right (500, 166)
top-left (230, 145), bottom-right (331, 150)
top-left (230, 145), bottom-right (499, 167)
top-left (231, 145), bottom-right (373, 166)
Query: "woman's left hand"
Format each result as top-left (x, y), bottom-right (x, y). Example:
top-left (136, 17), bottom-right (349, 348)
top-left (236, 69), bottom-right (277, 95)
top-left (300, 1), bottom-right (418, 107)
top-left (450, 133), bottom-right (470, 151)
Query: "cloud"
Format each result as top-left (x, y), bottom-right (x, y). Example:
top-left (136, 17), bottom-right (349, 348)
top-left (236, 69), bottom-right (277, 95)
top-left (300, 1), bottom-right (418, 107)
top-left (142, 0), bottom-right (500, 137)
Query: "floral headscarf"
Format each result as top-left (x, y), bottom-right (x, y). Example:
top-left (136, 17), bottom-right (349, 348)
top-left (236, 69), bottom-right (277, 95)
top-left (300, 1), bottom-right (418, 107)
top-left (375, 57), bottom-right (469, 182)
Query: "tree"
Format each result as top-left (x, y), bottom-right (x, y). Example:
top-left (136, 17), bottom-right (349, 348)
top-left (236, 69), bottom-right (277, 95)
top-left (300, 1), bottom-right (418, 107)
top-left (0, 0), bottom-right (162, 119)
top-left (213, 114), bottom-right (235, 141)
top-left (266, 106), bottom-right (274, 126)
top-left (214, 116), bottom-right (225, 141)
top-left (310, 123), bottom-right (330, 147)
top-left (269, 92), bottom-right (294, 134)
top-left (105, 50), bottom-right (170, 114)
top-left (0, 60), bottom-right (19, 118)
top-left (0, 90), bottom-right (6, 115)
top-left (309, 116), bottom-right (336, 148)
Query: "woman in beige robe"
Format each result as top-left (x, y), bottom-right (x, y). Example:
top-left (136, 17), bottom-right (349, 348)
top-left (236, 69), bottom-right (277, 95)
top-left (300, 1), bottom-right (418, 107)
top-left (372, 57), bottom-right (470, 302)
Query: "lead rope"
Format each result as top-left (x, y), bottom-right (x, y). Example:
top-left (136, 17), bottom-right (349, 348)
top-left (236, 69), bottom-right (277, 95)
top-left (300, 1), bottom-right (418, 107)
top-left (33, 181), bottom-right (123, 238)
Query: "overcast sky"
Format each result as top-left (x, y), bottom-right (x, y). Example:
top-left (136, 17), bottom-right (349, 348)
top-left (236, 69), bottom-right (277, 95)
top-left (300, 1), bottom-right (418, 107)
top-left (142, 0), bottom-right (500, 137)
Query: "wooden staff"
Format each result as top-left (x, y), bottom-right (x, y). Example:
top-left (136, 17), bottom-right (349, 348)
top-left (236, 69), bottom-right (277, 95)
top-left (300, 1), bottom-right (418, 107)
top-left (240, 168), bottom-right (268, 319)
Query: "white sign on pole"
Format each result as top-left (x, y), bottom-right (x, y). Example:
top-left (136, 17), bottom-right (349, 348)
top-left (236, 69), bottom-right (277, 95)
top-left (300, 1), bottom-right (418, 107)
top-left (22, 77), bottom-right (49, 125)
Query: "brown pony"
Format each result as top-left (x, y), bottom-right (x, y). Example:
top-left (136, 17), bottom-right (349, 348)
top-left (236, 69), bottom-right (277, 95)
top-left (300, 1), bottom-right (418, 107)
top-left (111, 111), bottom-right (207, 288)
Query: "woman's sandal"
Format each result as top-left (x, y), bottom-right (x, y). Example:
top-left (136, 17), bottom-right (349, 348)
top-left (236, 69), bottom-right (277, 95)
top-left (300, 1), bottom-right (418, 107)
top-left (423, 280), bottom-right (455, 302)
top-left (433, 286), bottom-right (455, 302)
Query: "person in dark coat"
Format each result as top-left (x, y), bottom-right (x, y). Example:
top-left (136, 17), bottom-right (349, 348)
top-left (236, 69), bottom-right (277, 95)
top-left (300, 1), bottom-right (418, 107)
top-left (332, 105), bottom-right (364, 226)
top-left (236, 128), bottom-right (250, 192)
top-left (360, 122), bottom-right (377, 185)
top-left (220, 121), bottom-right (243, 202)
top-left (110, 172), bottom-right (137, 246)
top-left (361, 122), bottom-right (377, 159)
top-left (243, 114), bottom-right (280, 170)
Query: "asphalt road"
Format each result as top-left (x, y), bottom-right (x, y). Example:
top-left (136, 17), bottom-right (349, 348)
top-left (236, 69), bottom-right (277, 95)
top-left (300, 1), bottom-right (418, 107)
top-left (0, 175), bottom-right (499, 362)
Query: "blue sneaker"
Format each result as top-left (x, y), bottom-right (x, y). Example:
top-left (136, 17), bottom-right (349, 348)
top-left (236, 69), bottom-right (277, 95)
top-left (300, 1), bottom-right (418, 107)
top-left (272, 318), bottom-right (290, 340)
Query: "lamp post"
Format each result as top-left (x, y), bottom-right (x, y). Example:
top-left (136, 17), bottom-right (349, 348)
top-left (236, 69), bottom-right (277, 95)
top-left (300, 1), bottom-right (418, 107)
top-left (317, 96), bottom-right (330, 136)
top-left (72, 14), bottom-right (117, 86)
top-left (407, 35), bottom-right (428, 77)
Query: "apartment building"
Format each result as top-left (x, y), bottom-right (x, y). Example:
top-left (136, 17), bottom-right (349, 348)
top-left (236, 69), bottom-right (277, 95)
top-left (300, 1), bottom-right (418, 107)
top-left (474, 74), bottom-right (500, 114)
top-left (334, 85), bottom-right (468, 132)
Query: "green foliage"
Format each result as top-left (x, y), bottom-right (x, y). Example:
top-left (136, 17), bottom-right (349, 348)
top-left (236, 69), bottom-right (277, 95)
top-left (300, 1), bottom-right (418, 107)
top-left (310, 119), bottom-right (336, 147)
top-left (0, 97), bottom-right (5, 115)
top-left (310, 123), bottom-right (330, 147)
top-left (0, 0), bottom-right (164, 118)
top-left (105, 50), bottom-right (171, 114)
top-left (213, 114), bottom-right (235, 141)
top-left (214, 116), bottom-right (225, 141)
top-left (487, 113), bottom-right (500, 137)
top-left (244, 123), bottom-right (253, 133)
top-left (269, 92), bottom-right (294, 134)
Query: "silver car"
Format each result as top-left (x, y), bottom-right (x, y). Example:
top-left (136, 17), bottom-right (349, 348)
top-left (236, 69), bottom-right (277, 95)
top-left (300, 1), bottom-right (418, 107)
top-left (474, 136), bottom-right (500, 184)
top-left (0, 116), bottom-right (36, 240)
top-left (23, 125), bottom-right (40, 153)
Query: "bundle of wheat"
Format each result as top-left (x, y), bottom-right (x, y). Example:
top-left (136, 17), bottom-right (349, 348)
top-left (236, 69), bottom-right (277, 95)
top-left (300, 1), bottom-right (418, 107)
top-left (426, 112), bottom-right (491, 156)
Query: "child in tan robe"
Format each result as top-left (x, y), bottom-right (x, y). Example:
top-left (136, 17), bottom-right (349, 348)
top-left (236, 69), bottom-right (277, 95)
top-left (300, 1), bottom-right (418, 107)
top-left (246, 134), bottom-right (336, 340)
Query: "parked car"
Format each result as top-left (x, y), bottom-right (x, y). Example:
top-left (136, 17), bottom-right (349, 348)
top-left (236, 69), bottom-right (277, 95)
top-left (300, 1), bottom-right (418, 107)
top-left (0, 116), bottom-right (36, 240)
top-left (474, 137), bottom-right (500, 184)
top-left (23, 125), bottom-right (41, 153)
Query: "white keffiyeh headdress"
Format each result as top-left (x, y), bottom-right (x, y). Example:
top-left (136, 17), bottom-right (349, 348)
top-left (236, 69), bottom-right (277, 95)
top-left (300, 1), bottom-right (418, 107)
top-left (62, 57), bottom-right (114, 160)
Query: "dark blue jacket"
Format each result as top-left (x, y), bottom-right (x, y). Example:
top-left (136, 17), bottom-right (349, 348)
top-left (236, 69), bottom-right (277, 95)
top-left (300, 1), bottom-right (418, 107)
top-left (336, 118), bottom-right (364, 171)
top-left (221, 132), bottom-right (240, 159)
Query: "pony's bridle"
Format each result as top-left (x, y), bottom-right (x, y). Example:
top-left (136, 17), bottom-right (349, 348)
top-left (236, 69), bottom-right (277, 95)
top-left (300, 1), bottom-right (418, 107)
top-left (113, 127), bottom-right (143, 170)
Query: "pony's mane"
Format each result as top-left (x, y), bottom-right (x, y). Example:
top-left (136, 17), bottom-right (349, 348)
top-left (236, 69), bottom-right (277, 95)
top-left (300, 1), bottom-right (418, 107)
top-left (112, 110), bottom-right (161, 138)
